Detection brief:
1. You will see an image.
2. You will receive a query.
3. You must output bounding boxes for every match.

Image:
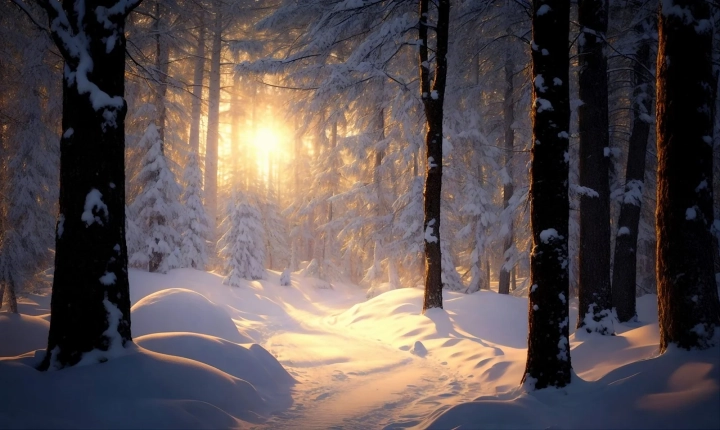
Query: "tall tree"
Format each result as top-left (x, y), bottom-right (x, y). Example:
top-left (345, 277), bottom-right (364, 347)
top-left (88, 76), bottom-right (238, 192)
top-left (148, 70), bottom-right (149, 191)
top-left (498, 55), bottom-right (515, 295)
top-left (522, 0), bottom-right (572, 389)
top-left (611, 14), bottom-right (654, 323)
top-left (576, 0), bottom-right (614, 334)
top-left (419, 0), bottom-right (450, 311)
top-left (31, 0), bottom-right (141, 369)
top-left (655, 0), bottom-right (720, 352)
top-left (204, 4), bottom-right (222, 237)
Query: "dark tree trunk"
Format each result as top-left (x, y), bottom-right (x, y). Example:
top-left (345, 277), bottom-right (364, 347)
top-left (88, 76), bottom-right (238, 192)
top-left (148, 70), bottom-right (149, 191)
top-left (577, 0), bottom-right (613, 334)
top-left (523, 0), bottom-right (572, 389)
top-left (419, 0), bottom-right (449, 311)
top-left (188, 13), bottom-right (205, 155)
top-left (498, 56), bottom-right (515, 295)
top-left (7, 276), bottom-right (17, 314)
top-left (611, 20), bottom-right (653, 323)
top-left (656, 0), bottom-right (720, 352)
top-left (0, 283), bottom-right (5, 311)
top-left (40, 0), bottom-right (137, 369)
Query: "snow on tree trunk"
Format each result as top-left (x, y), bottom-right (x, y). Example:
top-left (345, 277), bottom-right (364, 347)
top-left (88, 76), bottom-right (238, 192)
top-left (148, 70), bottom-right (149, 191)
top-left (522, 0), bottom-right (572, 389)
top-left (220, 197), bottom-right (266, 285)
top-left (577, 0), bottom-right (614, 335)
top-left (420, 0), bottom-right (449, 311)
top-left (129, 124), bottom-right (182, 274)
top-left (655, 0), bottom-right (720, 352)
top-left (611, 18), bottom-right (653, 323)
top-left (40, 0), bottom-right (140, 369)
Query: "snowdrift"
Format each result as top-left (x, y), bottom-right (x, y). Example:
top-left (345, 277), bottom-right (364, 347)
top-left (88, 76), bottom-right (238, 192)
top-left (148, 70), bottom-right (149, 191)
top-left (1, 268), bottom-right (718, 429)
top-left (0, 270), bottom-right (296, 428)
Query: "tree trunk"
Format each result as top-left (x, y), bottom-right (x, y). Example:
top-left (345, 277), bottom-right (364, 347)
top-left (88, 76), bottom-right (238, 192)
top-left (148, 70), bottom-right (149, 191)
top-left (0, 283), bottom-right (5, 311)
top-left (577, 0), bottom-right (613, 334)
top-left (656, 0), bottom-right (720, 352)
top-left (498, 56), bottom-right (515, 295)
top-left (611, 20), bottom-right (653, 323)
top-left (522, 0), bottom-right (572, 389)
top-left (419, 0), bottom-right (449, 311)
top-left (204, 6), bottom-right (222, 237)
top-left (6, 276), bottom-right (17, 314)
top-left (188, 14), bottom-right (205, 154)
top-left (40, 0), bottom-right (135, 369)
top-left (154, 1), bottom-right (169, 150)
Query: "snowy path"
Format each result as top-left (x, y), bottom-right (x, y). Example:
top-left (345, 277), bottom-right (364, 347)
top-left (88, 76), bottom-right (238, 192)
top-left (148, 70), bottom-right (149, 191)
top-left (256, 297), bottom-right (472, 430)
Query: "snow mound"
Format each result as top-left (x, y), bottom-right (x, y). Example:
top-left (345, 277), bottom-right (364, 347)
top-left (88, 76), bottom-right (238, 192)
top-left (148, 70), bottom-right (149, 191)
top-left (135, 332), bottom-right (295, 395)
top-left (420, 346), bottom-right (720, 429)
top-left (131, 288), bottom-right (251, 343)
top-left (0, 346), bottom-right (269, 428)
top-left (0, 313), bottom-right (50, 357)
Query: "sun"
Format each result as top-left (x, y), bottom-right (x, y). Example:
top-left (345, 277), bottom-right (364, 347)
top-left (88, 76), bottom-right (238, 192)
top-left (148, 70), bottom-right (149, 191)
top-left (253, 126), bottom-right (282, 157)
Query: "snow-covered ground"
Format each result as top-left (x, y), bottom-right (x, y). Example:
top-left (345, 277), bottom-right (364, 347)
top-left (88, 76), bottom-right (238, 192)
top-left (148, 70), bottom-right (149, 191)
top-left (1, 269), bottom-right (718, 429)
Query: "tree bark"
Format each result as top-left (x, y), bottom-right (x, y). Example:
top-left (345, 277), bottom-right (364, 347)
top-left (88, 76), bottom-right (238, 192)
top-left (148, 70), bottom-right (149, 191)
top-left (611, 20), bottom-right (653, 323)
top-left (523, 0), bottom-right (572, 389)
top-left (188, 13), bottom-right (205, 155)
top-left (498, 56), bottom-right (515, 295)
top-left (40, 0), bottom-right (136, 369)
top-left (577, 0), bottom-right (613, 334)
top-left (6, 276), bottom-right (17, 313)
top-left (204, 6), bottom-right (222, 237)
top-left (656, 0), bottom-right (720, 352)
top-left (419, 0), bottom-right (449, 311)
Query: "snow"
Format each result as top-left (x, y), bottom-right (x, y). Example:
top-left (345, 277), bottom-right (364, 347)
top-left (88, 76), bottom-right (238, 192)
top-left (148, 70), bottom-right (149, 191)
top-left (1, 271), bottom-right (718, 428)
top-left (618, 226), bottom-right (631, 236)
top-left (424, 218), bottom-right (438, 243)
top-left (539, 228), bottom-right (559, 244)
top-left (535, 98), bottom-right (553, 112)
top-left (572, 184), bottom-right (599, 198)
top-left (534, 74), bottom-right (547, 93)
top-left (686, 207), bottom-right (697, 220)
top-left (80, 188), bottom-right (108, 226)
top-left (537, 4), bottom-right (551, 16)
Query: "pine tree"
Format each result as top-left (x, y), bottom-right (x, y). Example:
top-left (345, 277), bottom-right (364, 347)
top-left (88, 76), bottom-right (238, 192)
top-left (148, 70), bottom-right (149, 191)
top-left (655, 0), bottom-right (720, 352)
top-left (180, 151), bottom-right (210, 270)
top-left (220, 196), bottom-right (266, 286)
top-left (522, 0), bottom-right (572, 389)
top-left (129, 124), bottom-right (183, 274)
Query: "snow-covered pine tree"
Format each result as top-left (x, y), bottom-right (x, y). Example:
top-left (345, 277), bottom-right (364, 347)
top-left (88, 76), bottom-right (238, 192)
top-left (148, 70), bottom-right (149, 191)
top-left (129, 124), bottom-right (183, 273)
top-left (180, 151), bottom-right (210, 270)
top-left (219, 196), bottom-right (266, 286)
top-left (261, 194), bottom-right (290, 271)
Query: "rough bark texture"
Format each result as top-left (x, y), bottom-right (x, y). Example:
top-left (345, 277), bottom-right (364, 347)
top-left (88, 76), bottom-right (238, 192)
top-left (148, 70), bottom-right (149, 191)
top-left (188, 14), bottom-right (205, 155)
top-left (656, 0), bottom-right (720, 352)
top-left (611, 23), bottom-right (653, 323)
top-left (204, 7), bottom-right (222, 237)
top-left (41, 0), bottom-right (135, 369)
top-left (419, 0), bottom-right (449, 311)
top-left (522, 0), bottom-right (572, 389)
top-left (498, 56), bottom-right (515, 295)
top-left (577, 0), bottom-right (613, 334)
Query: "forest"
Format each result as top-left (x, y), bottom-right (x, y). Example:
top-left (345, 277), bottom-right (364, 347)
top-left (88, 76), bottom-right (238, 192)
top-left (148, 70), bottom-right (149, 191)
top-left (0, 0), bottom-right (719, 428)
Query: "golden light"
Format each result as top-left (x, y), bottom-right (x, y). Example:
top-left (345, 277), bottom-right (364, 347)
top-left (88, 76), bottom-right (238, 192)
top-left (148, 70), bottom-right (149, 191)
top-left (253, 126), bottom-right (282, 158)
